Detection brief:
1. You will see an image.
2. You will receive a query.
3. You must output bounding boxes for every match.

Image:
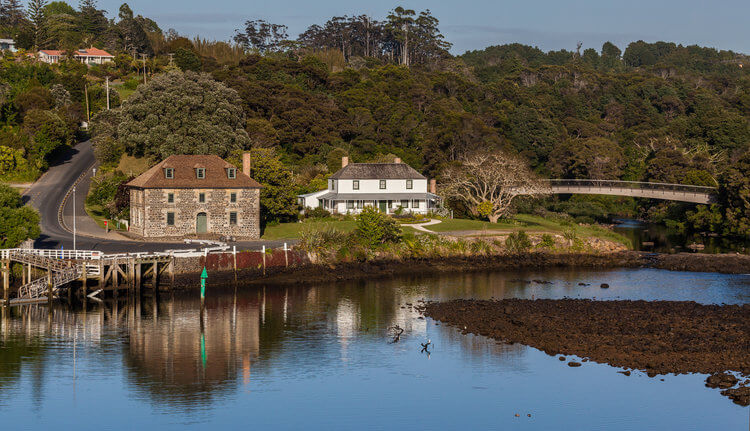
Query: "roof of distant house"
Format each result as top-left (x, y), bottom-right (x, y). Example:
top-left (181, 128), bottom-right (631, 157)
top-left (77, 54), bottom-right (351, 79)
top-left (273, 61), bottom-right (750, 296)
top-left (330, 163), bottom-right (426, 180)
top-left (75, 47), bottom-right (113, 57)
top-left (126, 155), bottom-right (263, 189)
top-left (39, 50), bottom-right (64, 56)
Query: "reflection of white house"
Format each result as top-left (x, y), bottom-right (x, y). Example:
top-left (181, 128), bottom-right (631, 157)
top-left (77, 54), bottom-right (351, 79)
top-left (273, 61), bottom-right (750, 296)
top-left (0, 39), bottom-right (16, 52)
top-left (298, 157), bottom-right (439, 214)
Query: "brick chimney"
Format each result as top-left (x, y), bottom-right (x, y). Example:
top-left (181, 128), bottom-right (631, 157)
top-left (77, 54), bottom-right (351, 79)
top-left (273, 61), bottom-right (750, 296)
top-left (429, 179), bottom-right (437, 194)
top-left (341, 156), bottom-right (349, 168)
top-left (242, 152), bottom-right (251, 177)
top-left (394, 157), bottom-right (401, 163)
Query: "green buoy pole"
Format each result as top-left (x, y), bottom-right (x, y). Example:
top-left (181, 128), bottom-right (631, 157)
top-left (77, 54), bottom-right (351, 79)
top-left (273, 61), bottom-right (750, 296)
top-left (200, 267), bottom-right (207, 311)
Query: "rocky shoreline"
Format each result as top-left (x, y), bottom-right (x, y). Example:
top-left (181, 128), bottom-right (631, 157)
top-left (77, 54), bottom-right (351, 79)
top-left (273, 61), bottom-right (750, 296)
top-left (421, 298), bottom-right (750, 406)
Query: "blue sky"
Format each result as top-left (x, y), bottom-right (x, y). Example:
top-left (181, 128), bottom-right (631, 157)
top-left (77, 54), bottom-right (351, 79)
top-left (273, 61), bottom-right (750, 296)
top-left (96, 0), bottom-right (749, 54)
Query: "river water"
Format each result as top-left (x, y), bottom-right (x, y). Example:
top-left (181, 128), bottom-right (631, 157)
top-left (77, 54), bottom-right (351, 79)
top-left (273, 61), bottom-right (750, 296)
top-left (1, 268), bottom-right (748, 430)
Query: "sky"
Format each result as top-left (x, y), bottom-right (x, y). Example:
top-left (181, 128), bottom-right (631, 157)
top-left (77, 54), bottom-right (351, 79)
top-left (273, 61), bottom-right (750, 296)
top-left (96, 0), bottom-right (750, 55)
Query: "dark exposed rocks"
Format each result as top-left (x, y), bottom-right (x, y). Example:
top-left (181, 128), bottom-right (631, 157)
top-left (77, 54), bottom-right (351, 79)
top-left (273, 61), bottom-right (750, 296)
top-left (568, 361), bottom-right (582, 367)
top-left (423, 298), bottom-right (750, 406)
top-left (600, 283), bottom-right (610, 289)
top-left (706, 373), bottom-right (739, 389)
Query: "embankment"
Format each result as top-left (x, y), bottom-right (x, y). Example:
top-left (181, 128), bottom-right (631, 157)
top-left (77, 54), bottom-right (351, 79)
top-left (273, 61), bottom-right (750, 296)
top-left (169, 249), bottom-right (750, 288)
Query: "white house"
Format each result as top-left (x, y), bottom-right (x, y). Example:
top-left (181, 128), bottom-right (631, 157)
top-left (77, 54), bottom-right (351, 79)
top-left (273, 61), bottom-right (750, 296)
top-left (298, 157), bottom-right (440, 215)
top-left (74, 47), bottom-right (114, 65)
top-left (0, 39), bottom-right (16, 52)
top-left (38, 47), bottom-right (114, 65)
top-left (38, 50), bottom-right (64, 64)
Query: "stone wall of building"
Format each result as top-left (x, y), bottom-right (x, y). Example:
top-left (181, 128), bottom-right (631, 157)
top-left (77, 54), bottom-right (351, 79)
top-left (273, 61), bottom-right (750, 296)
top-left (129, 188), bottom-right (260, 239)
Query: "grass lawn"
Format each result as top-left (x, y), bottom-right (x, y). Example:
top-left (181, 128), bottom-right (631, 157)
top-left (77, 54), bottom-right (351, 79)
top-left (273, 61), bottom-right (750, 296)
top-left (84, 203), bottom-right (126, 231)
top-left (112, 85), bottom-right (136, 101)
top-left (116, 154), bottom-right (152, 177)
top-left (262, 220), bottom-right (357, 240)
top-left (425, 214), bottom-right (631, 247)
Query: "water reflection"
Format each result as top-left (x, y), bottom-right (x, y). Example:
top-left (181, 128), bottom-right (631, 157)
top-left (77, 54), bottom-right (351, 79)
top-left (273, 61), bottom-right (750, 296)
top-left (0, 268), bottom-right (748, 429)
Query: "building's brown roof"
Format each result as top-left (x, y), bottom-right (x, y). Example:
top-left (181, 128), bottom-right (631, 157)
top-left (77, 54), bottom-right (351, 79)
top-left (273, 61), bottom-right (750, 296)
top-left (330, 163), bottom-right (426, 180)
top-left (126, 155), bottom-right (262, 189)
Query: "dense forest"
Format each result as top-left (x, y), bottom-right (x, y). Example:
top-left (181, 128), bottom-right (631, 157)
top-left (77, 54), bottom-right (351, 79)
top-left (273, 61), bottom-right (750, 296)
top-left (1, 1), bottom-right (749, 236)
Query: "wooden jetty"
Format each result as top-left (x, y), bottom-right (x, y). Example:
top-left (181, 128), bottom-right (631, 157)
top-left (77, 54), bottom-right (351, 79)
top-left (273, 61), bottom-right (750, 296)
top-left (1, 248), bottom-right (176, 306)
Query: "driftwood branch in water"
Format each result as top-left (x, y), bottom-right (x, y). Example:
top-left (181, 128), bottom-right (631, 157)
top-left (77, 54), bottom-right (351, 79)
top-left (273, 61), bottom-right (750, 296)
top-left (389, 325), bottom-right (404, 343)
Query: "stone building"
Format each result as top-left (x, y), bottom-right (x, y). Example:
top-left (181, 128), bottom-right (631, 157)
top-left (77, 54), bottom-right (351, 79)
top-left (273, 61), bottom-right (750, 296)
top-left (126, 154), bottom-right (262, 240)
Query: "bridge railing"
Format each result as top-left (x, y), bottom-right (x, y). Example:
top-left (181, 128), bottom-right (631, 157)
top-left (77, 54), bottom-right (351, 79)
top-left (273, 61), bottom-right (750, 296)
top-left (543, 179), bottom-right (717, 195)
top-left (1, 248), bottom-right (103, 260)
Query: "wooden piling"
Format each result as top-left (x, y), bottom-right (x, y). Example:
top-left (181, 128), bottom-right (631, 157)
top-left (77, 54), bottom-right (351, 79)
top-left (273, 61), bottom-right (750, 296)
top-left (169, 255), bottom-right (175, 291)
top-left (47, 264), bottom-right (53, 303)
top-left (232, 246), bottom-right (237, 285)
top-left (135, 262), bottom-right (141, 296)
top-left (152, 262), bottom-right (158, 290)
top-left (2, 260), bottom-right (9, 306)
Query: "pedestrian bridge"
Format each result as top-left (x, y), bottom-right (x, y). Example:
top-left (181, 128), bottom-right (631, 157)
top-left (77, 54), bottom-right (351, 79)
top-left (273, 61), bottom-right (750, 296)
top-left (539, 179), bottom-right (717, 204)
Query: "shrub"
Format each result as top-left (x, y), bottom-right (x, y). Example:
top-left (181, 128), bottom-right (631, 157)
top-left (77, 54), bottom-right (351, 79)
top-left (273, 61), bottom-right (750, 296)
top-left (538, 233), bottom-right (556, 248)
top-left (304, 206), bottom-right (331, 219)
top-left (505, 231), bottom-right (532, 253)
top-left (354, 206), bottom-right (402, 247)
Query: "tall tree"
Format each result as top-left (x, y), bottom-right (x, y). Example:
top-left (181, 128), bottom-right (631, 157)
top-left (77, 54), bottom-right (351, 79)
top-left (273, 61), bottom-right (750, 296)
top-left (386, 6), bottom-right (415, 66)
top-left (26, 0), bottom-right (48, 50)
top-left (77, 0), bottom-right (107, 44)
top-left (0, 0), bottom-right (26, 29)
top-left (442, 150), bottom-right (545, 223)
top-left (234, 19), bottom-right (287, 53)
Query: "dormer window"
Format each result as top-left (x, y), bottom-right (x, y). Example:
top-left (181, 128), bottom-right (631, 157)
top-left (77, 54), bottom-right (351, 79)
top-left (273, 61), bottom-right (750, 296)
top-left (227, 168), bottom-right (236, 179)
top-left (164, 168), bottom-right (174, 179)
top-left (196, 168), bottom-right (205, 179)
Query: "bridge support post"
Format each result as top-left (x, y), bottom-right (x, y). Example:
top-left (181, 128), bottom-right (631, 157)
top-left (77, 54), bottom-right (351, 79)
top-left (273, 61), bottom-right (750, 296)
top-left (47, 264), bottom-right (53, 304)
top-left (152, 262), bottom-right (158, 290)
top-left (135, 263), bottom-right (141, 296)
top-left (98, 260), bottom-right (104, 288)
top-left (169, 255), bottom-right (175, 291)
top-left (2, 259), bottom-right (9, 306)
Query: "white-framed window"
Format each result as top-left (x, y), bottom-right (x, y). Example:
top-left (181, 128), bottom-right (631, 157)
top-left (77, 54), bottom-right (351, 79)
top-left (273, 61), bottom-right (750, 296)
top-left (412, 200), bottom-right (420, 208)
top-left (196, 168), bottom-right (205, 179)
top-left (346, 201), bottom-right (354, 209)
top-left (198, 193), bottom-right (206, 203)
top-left (400, 200), bottom-right (409, 208)
top-left (353, 180), bottom-right (359, 190)
top-left (379, 180), bottom-right (386, 189)
top-left (356, 200), bottom-right (363, 209)
top-left (330, 179), bottom-right (335, 190)
top-left (227, 168), bottom-right (236, 179)
top-left (230, 192), bottom-right (237, 203)
top-left (164, 168), bottom-right (174, 179)
top-left (406, 179), bottom-right (413, 189)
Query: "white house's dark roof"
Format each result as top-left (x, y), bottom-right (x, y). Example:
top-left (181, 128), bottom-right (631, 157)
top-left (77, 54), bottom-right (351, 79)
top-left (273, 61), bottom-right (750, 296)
top-left (317, 192), bottom-right (438, 201)
top-left (330, 163), bottom-right (425, 180)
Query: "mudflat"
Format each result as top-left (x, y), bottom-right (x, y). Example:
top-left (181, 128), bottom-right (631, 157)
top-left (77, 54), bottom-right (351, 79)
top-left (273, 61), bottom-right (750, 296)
top-left (422, 298), bottom-right (750, 406)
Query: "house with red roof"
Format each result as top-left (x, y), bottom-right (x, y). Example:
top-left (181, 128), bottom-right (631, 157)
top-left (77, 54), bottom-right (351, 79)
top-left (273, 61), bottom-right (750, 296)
top-left (74, 47), bottom-right (114, 65)
top-left (37, 47), bottom-right (114, 65)
top-left (37, 50), bottom-right (65, 64)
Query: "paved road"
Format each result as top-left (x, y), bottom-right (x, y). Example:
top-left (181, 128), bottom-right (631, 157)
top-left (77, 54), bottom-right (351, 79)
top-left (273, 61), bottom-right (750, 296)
top-left (22, 141), bottom-right (293, 253)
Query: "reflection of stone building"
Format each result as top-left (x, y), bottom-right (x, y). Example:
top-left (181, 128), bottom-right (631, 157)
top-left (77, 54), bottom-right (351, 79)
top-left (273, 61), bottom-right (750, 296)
top-left (125, 295), bottom-right (260, 403)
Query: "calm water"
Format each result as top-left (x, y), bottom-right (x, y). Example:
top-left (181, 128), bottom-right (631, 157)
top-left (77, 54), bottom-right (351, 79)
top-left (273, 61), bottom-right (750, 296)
top-left (613, 218), bottom-right (750, 254)
top-left (1, 268), bottom-right (749, 430)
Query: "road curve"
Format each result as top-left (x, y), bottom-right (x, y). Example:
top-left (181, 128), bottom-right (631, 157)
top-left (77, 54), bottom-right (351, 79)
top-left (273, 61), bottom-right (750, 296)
top-left (22, 141), bottom-right (291, 253)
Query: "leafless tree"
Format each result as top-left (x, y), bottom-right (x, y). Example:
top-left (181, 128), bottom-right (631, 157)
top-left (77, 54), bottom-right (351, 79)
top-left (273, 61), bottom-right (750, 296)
top-left (441, 150), bottom-right (547, 223)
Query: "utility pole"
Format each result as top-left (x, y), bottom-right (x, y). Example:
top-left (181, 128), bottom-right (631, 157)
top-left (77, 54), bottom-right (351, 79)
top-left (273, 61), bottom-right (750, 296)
top-left (105, 76), bottom-right (110, 110)
top-left (73, 186), bottom-right (77, 251)
top-left (84, 83), bottom-right (90, 124)
top-left (139, 53), bottom-right (148, 84)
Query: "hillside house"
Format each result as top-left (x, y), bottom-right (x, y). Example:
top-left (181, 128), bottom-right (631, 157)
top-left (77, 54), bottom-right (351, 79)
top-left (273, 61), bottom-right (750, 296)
top-left (126, 154), bottom-right (262, 240)
top-left (0, 39), bottom-right (16, 52)
top-left (298, 157), bottom-right (439, 214)
top-left (37, 47), bottom-right (114, 65)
